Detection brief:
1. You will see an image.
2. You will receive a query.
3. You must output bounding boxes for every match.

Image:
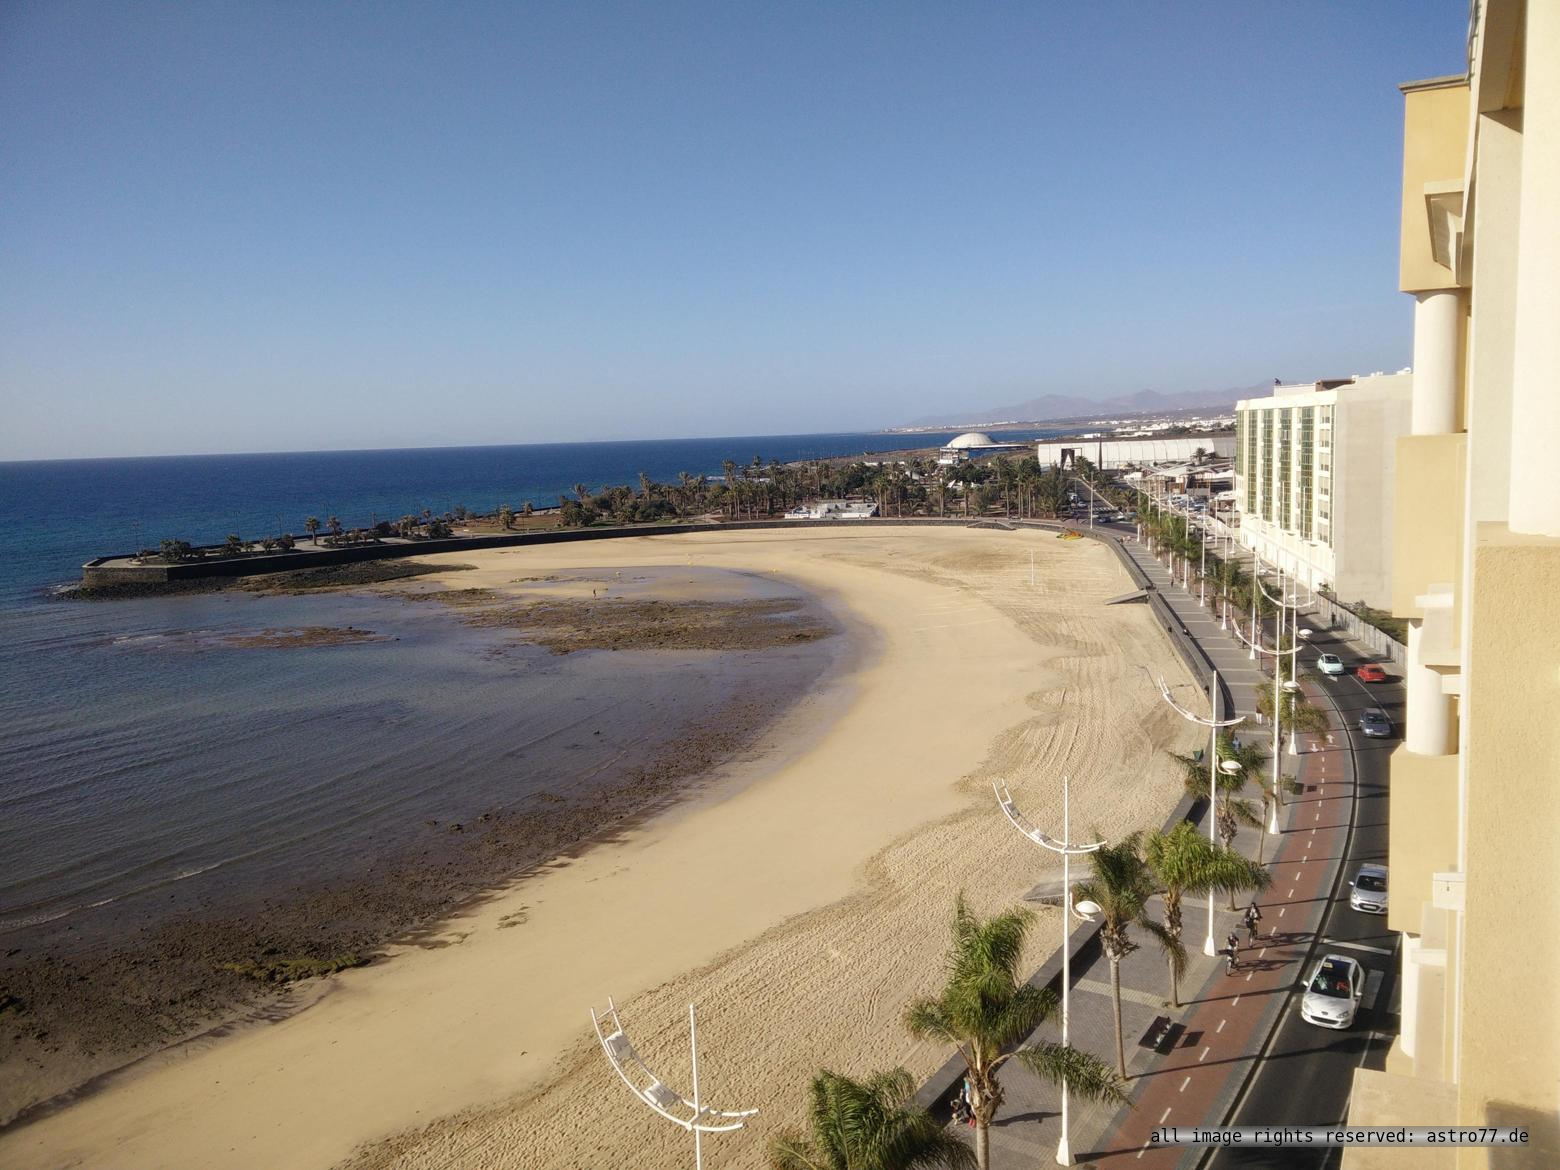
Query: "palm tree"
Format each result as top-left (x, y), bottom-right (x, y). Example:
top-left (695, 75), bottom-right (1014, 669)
top-left (1142, 822), bottom-right (1270, 1006)
top-left (326, 515), bottom-right (342, 537)
top-left (304, 516), bottom-right (320, 544)
top-left (903, 895), bottom-right (1125, 1168)
top-left (768, 1067), bottom-right (975, 1170)
top-left (1073, 835), bottom-right (1182, 1078)
top-left (1174, 737), bottom-right (1271, 875)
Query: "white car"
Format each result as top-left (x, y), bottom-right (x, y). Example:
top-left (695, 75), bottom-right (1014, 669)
top-left (1349, 864), bottom-right (1389, 914)
top-left (1300, 955), bottom-right (1365, 1029)
top-left (1317, 653), bottom-right (1346, 676)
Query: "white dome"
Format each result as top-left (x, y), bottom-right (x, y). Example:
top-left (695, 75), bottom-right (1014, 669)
top-left (945, 431), bottom-right (998, 449)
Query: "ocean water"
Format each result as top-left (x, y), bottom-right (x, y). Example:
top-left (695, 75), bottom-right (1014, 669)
top-left (4, 430), bottom-right (1047, 947)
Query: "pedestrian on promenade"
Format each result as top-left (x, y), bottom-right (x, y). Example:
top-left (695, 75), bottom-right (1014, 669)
top-left (1244, 900), bottom-right (1263, 944)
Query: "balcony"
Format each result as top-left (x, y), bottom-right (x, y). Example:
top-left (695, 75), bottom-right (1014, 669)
top-left (1392, 433), bottom-right (1465, 624)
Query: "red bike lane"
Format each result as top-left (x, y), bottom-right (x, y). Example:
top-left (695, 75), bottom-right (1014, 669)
top-left (1085, 706), bottom-right (1355, 1166)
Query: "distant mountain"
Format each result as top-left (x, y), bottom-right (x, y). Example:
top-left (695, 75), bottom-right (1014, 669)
top-left (898, 385), bottom-right (1264, 430)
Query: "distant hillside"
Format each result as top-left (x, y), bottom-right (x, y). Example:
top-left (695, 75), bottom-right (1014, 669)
top-left (899, 385), bottom-right (1264, 430)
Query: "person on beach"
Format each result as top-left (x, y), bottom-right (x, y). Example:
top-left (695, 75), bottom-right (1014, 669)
top-left (1244, 900), bottom-right (1263, 944)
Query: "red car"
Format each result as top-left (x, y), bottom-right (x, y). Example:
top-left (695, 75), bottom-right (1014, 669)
top-left (1355, 663), bottom-right (1387, 683)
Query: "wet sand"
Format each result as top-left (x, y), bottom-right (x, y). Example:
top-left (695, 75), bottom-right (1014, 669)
top-left (0, 527), bottom-right (1203, 1170)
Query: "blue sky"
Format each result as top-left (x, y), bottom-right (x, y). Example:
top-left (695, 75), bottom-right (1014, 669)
top-left (2, 1), bottom-right (1467, 459)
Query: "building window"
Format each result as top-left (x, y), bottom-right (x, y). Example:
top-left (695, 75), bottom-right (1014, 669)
top-left (1260, 411), bottom-right (1274, 521)
top-left (1298, 407), bottom-right (1314, 539)
top-left (1277, 410), bottom-right (1292, 528)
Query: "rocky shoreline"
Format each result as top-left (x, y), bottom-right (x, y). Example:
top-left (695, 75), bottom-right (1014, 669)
top-left (0, 666), bottom-right (829, 1130)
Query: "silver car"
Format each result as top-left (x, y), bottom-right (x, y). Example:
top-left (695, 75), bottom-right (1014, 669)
top-left (1349, 864), bottom-right (1389, 914)
top-left (1300, 955), bottom-right (1365, 1029)
top-left (1359, 708), bottom-right (1392, 738)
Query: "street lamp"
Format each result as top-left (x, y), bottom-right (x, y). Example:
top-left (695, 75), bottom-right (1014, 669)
top-left (590, 998), bottom-right (757, 1170)
top-left (993, 776), bottom-right (1104, 1167)
top-left (1231, 616), bottom-right (1311, 830)
top-left (1152, 669), bottom-right (1242, 955)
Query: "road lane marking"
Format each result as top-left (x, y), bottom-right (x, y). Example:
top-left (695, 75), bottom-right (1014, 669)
top-left (1322, 938), bottom-right (1396, 956)
top-left (1160, 1107), bottom-right (1172, 1123)
top-left (1232, 996), bottom-right (1241, 1006)
top-left (1199, 1046), bottom-right (1210, 1062)
top-left (1287, 887), bottom-right (1295, 897)
top-left (1216, 1018), bottom-right (1226, 1033)
top-left (1259, 948), bottom-right (1267, 958)
top-left (1180, 1076), bottom-right (1191, 1092)
top-left (1246, 971), bottom-right (1253, 981)
top-left (1278, 907), bottom-right (1287, 917)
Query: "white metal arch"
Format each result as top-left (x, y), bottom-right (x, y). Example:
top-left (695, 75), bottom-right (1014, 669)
top-left (590, 999), bottom-right (757, 1134)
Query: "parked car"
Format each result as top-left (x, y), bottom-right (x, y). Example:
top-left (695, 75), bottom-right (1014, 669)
top-left (1349, 864), bottom-right (1389, 914)
top-left (1300, 955), bottom-right (1365, 1029)
top-left (1359, 708), bottom-right (1392, 738)
top-left (1355, 663), bottom-right (1387, 682)
top-left (1317, 653), bottom-right (1346, 676)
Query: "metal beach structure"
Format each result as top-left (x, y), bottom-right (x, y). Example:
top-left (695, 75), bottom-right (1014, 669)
top-left (590, 998), bottom-right (757, 1170)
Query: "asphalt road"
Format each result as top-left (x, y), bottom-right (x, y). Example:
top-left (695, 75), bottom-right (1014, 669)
top-left (1205, 623), bottom-right (1404, 1170)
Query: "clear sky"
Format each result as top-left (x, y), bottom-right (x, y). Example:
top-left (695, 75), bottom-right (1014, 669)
top-left (2, 1), bottom-right (1468, 459)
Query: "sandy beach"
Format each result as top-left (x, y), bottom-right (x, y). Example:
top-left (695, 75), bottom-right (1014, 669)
top-left (0, 525), bottom-right (1202, 1170)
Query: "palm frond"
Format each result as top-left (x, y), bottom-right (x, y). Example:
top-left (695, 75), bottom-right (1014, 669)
top-left (1012, 1042), bottom-right (1129, 1106)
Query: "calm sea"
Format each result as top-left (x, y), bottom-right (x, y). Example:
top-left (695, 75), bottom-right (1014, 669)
top-left (0, 430), bottom-right (1055, 945)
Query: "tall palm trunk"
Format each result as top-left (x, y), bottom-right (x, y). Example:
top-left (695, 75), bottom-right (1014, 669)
top-left (1165, 896), bottom-right (1183, 1007)
top-left (1109, 956), bottom-right (1126, 1077)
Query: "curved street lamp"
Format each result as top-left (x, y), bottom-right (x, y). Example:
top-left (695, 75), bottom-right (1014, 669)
top-left (590, 998), bottom-right (757, 1169)
top-left (1151, 669), bottom-right (1242, 957)
top-left (993, 777), bottom-right (1104, 1167)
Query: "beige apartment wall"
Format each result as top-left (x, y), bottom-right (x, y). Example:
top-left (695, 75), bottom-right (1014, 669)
top-left (1462, 109), bottom-right (1523, 527)
top-left (1386, 749), bottom-right (1459, 937)
top-left (1456, 525), bottom-right (1560, 1167)
top-left (1392, 434), bottom-right (1466, 622)
top-left (1343, 1071), bottom-right (1457, 1169)
top-left (1400, 82), bottom-right (1470, 293)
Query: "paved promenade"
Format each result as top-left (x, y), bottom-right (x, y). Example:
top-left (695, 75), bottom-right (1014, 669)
top-left (958, 532), bottom-right (1367, 1169)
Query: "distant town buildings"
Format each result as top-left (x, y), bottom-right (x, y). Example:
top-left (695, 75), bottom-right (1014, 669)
top-left (1232, 372), bottom-right (1411, 609)
top-left (1342, 4), bottom-right (1560, 1166)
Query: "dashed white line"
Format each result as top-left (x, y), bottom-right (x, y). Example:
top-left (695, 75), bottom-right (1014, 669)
top-left (1199, 1046), bottom-right (1210, 1062)
top-left (1159, 1107), bottom-right (1172, 1123)
top-left (1232, 996), bottom-right (1241, 1006)
top-left (1278, 907), bottom-right (1287, 917)
top-left (1287, 887), bottom-right (1295, 898)
top-left (1180, 1076), bottom-right (1191, 1093)
top-left (1245, 971), bottom-right (1253, 981)
top-left (1259, 948), bottom-right (1267, 958)
top-left (1216, 1018), bottom-right (1227, 1033)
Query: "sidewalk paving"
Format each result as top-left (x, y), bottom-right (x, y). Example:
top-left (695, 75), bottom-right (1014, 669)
top-left (948, 533), bottom-right (1362, 1169)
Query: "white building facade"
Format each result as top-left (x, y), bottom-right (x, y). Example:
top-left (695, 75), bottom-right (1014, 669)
top-left (1034, 435), bottom-right (1234, 469)
top-left (1233, 373), bottom-right (1411, 609)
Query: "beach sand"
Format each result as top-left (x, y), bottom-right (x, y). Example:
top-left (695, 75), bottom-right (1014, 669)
top-left (0, 526), bottom-right (1202, 1170)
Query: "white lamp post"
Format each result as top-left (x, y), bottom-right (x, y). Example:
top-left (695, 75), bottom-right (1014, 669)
top-left (1152, 670), bottom-right (1242, 955)
top-left (590, 999), bottom-right (757, 1170)
top-left (993, 777), bottom-right (1105, 1166)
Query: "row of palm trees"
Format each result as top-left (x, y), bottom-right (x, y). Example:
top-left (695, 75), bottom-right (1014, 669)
top-left (543, 453), bottom-right (1097, 528)
top-left (769, 814), bottom-right (1272, 1170)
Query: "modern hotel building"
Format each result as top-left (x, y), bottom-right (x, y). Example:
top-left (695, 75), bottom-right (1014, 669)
top-left (1343, 2), bottom-right (1559, 1166)
top-left (1233, 373), bottom-right (1410, 610)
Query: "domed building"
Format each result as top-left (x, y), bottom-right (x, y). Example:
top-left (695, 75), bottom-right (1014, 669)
top-left (937, 430), bottom-right (1029, 465)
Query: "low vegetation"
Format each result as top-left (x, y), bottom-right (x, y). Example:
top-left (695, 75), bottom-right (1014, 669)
top-left (217, 953), bottom-right (369, 984)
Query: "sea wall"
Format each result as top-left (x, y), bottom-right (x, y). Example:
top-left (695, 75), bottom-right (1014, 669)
top-left (79, 518), bottom-right (973, 587)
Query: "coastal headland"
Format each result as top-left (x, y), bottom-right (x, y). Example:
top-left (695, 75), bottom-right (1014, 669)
top-left (0, 525), bottom-right (1202, 1170)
